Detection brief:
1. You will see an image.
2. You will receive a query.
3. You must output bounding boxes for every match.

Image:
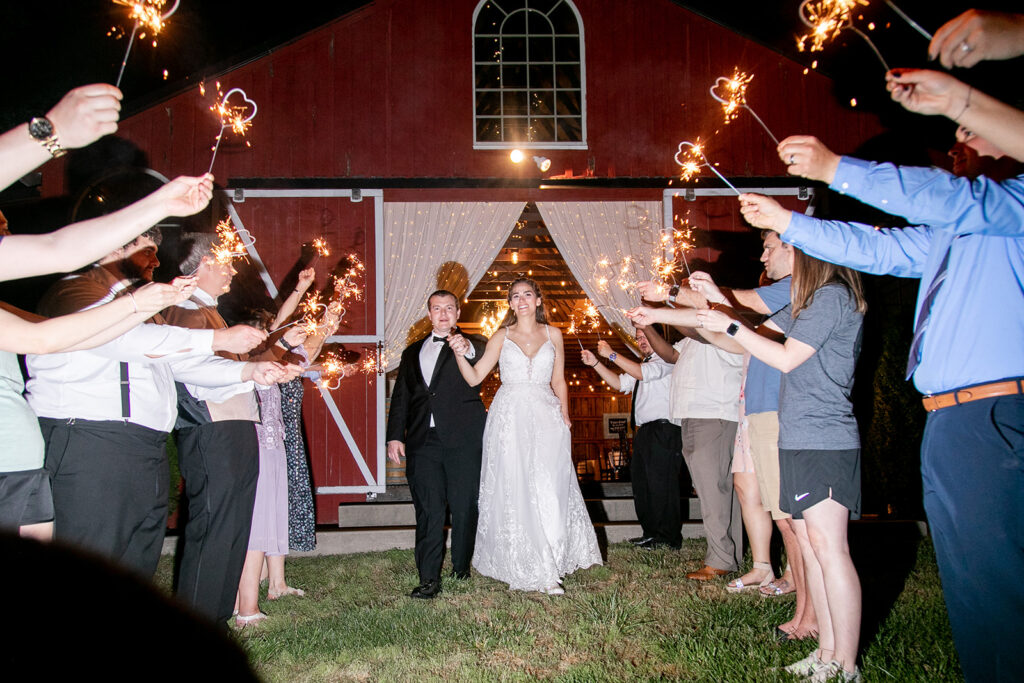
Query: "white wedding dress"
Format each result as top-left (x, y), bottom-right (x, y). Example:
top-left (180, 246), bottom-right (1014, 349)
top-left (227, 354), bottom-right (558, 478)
top-left (472, 328), bottom-right (602, 592)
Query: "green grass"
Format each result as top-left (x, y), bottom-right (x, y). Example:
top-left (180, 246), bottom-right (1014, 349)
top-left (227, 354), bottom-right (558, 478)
top-left (153, 538), bottom-right (958, 682)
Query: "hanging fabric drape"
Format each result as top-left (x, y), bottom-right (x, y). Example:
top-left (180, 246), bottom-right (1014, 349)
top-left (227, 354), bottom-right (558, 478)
top-left (537, 201), bottom-right (665, 345)
top-left (382, 201), bottom-right (526, 369)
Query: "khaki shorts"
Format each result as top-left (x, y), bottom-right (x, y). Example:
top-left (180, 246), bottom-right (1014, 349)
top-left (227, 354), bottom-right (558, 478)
top-left (747, 412), bottom-right (789, 520)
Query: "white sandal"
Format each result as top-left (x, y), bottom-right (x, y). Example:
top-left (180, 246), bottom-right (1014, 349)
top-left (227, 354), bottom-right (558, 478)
top-left (725, 561), bottom-right (774, 593)
top-left (235, 612), bottom-right (267, 628)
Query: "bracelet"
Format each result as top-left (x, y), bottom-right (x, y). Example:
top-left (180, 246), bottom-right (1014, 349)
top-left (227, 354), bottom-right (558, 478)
top-left (953, 86), bottom-right (972, 122)
top-left (590, 361), bottom-right (600, 368)
top-left (608, 352), bottom-right (618, 362)
top-left (128, 292), bottom-right (138, 314)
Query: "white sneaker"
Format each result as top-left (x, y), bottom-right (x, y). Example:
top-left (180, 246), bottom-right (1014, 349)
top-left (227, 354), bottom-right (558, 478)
top-left (782, 652), bottom-right (824, 676)
top-left (808, 660), bottom-right (861, 682)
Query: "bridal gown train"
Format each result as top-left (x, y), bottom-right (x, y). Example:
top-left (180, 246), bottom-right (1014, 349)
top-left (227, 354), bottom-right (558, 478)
top-left (472, 330), bottom-right (602, 592)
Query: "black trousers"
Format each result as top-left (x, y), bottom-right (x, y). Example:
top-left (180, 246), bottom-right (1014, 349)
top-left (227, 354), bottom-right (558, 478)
top-left (175, 420), bottom-right (259, 624)
top-left (39, 418), bottom-right (169, 577)
top-left (631, 420), bottom-right (684, 545)
top-left (405, 428), bottom-right (482, 582)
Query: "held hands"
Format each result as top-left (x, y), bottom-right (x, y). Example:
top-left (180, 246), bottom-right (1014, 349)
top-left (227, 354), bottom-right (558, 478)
top-left (447, 333), bottom-right (471, 357)
top-left (777, 135), bottom-right (840, 184)
top-left (688, 271), bottom-right (726, 304)
top-left (634, 280), bottom-right (667, 302)
top-left (929, 10), bottom-right (1024, 69)
top-left (154, 174), bottom-right (216, 217)
top-left (386, 440), bottom-right (406, 465)
top-left (47, 84), bottom-right (122, 149)
top-left (581, 349), bottom-right (598, 367)
top-left (739, 193), bottom-right (792, 234)
top-left (213, 324), bottom-right (267, 354)
top-left (694, 308), bottom-right (732, 333)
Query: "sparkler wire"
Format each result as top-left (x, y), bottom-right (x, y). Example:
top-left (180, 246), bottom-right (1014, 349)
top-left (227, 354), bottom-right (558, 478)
top-left (883, 0), bottom-right (932, 40)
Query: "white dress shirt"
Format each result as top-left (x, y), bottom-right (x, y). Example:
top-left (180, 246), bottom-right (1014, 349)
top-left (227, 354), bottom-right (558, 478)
top-left (617, 355), bottom-right (678, 427)
top-left (669, 338), bottom-right (743, 421)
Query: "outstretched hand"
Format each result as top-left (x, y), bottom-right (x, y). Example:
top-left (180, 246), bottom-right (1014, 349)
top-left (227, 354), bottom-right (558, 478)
top-left (581, 349), bottom-right (598, 367)
top-left (213, 324), bottom-right (267, 354)
top-left (688, 271), bottom-right (726, 304)
top-left (625, 306), bottom-right (658, 327)
top-left (47, 84), bottom-right (122, 149)
top-left (738, 194), bottom-right (792, 234)
top-left (154, 174), bottom-right (216, 217)
top-left (129, 282), bottom-right (186, 314)
top-left (777, 135), bottom-right (840, 184)
top-left (886, 69), bottom-right (970, 120)
top-left (694, 308), bottom-right (732, 333)
top-left (635, 280), bottom-right (667, 302)
top-left (296, 267), bottom-right (316, 293)
top-left (929, 9), bottom-right (1024, 69)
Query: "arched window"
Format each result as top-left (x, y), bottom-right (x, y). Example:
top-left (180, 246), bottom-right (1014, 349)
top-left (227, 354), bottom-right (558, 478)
top-left (473, 0), bottom-right (586, 149)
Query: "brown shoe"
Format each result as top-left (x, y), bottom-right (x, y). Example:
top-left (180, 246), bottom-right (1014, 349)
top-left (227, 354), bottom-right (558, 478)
top-left (686, 565), bottom-right (730, 581)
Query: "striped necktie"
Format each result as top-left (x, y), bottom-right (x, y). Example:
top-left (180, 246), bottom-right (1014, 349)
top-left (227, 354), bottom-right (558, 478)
top-left (905, 247), bottom-right (951, 380)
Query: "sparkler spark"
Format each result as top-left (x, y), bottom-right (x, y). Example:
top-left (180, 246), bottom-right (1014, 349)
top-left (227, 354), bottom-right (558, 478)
top-left (674, 140), bottom-right (741, 195)
top-left (312, 238), bottom-right (330, 258)
top-left (111, 0), bottom-right (179, 88)
top-left (796, 0), bottom-right (890, 71)
top-left (709, 70), bottom-right (780, 145)
top-left (207, 218), bottom-right (253, 267)
top-left (205, 85), bottom-right (258, 174)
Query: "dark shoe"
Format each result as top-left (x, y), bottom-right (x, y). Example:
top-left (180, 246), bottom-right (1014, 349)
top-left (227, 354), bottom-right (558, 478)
top-left (410, 578), bottom-right (441, 599)
top-left (638, 538), bottom-right (682, 550)
top-left (451, 569), bottom-right (470, 580)
top-left (629, 536), bottom-right (654, 545)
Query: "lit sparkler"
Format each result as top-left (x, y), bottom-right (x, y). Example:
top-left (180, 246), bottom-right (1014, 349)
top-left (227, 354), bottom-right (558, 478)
top-left (478, 301), bottom-right (509, 339)
top-left (309, 236), bottom-right (330, 268)
top-left (206, 84), bottom-right (258, 174)
top-left (201, 218), bottom-right (253, 273)
top-left (674, 140), bottom-right (741, 195)
top-left (796, 0), bottom-right (890, 71)
top-left (567, 301), bottom-right (602, 351)
top-left (316, 351), bottom-right (347, 390)
top-left (709, 70), bottom-right (780, 145)
top-left (111, 0), bottom-right (179, 88)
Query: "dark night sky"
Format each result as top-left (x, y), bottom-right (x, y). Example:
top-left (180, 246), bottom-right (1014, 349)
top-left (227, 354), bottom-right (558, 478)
top-left (1, 1), bottom-right (1021, 154)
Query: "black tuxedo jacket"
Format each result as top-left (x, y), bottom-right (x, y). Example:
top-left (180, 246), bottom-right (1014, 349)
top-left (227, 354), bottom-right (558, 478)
top-left (386, 333), bottom-right (487, 454)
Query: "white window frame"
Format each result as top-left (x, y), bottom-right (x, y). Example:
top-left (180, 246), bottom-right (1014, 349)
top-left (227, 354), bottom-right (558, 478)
top-left (472, 0), bottom-right (588, 150)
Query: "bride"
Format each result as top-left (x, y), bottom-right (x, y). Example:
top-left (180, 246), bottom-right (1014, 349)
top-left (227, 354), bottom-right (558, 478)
top-left (449, 278), bottom-right (601, 594)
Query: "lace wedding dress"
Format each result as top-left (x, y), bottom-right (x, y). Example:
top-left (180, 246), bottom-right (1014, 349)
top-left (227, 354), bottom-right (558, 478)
top-left (472, 329), bottom-right (602, 592)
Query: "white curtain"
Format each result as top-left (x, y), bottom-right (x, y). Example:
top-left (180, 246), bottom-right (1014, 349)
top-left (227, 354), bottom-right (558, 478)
top-left (383, 202), bottom-right (526, 369)
top-left (537, 201), bottom-right (665, 345)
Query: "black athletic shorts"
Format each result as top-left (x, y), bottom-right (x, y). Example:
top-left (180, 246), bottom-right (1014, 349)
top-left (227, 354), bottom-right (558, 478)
top-left (778, 448), bottom-right (860, 520)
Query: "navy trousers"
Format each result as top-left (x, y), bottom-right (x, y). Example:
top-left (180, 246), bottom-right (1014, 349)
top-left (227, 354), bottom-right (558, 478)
top-left (921, 395), bottom-right (1023, 682)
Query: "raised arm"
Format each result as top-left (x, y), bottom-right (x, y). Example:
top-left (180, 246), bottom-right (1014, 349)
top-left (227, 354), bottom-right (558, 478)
top-left (451, 328), bottom-right (503, 386)
top-left (272, 267), bottom-right (316, 330)
top-left (596, 338), bottom-right (643, 381)
top-left (581, 348), bottom-right (623, 391)
top-left (696, 308), bottom-right (815, 373)
top-left (929, 9), bottom-right (1024, 69)
top-left (0, 84), bottom-right (122, 191)
top-left (0, 174), bottom-right (214, 281)
top-left (548, 326), bottom-right (571, 427)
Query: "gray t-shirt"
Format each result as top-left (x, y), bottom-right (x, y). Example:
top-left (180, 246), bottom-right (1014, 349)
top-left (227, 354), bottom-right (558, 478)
top-left (773, 283), bottom-right (863, 450)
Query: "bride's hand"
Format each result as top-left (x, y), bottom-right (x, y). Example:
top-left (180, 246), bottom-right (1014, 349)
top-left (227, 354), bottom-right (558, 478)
top-left (447, 333), bottom-right (469, 357)
top-left (561, 409), bottom-right (572, 428)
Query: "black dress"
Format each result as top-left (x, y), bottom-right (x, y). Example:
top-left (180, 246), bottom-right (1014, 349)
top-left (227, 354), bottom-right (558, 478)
top-left (280, 378), bottom-right (316, 551)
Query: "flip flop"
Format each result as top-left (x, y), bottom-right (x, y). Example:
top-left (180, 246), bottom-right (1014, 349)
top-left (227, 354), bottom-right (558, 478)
top-left (759, 578), bottom-right (795, 598)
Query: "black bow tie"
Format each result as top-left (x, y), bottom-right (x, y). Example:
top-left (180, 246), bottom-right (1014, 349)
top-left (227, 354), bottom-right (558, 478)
top-left (432, 336), bottom-right (448, 343)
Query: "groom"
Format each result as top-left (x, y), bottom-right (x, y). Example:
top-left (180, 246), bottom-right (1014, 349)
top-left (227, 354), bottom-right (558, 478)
top-left (386, 290), bottom-right (487, 598)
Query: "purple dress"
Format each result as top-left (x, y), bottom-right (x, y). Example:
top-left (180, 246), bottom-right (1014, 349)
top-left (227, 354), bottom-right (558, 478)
top-left (249, 384), bottom-right (289, 555)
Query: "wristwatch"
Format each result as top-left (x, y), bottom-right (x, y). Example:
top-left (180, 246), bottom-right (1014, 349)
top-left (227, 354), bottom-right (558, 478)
top-left (28, 117), bottom-right (66, 158)
top-left (668, 284), bottom-right (680, 304)
top-left (726, 321), bottom-right (741, 337)
top-left (608, 352), bottom-right (618, 362)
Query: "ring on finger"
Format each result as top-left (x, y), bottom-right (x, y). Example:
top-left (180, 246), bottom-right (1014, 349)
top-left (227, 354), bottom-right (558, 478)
top-left (959, 41), bottom-right (972, 53)
top-left (788, 154), bottom-right (795, 165)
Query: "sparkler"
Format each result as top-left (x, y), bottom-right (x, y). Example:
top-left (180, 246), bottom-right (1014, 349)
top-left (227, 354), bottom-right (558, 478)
top-left (206, 84), bottom-right (258, 174)
top-left (478, 301), bottom-right (509, 339)
top-left (709, 70), bottom-right (780, 146)
top-left (796, 0), bottom-right (890, 71)
top-left (316, 351), bottom-right (347, 390)
top-left (567, 301), bottom-right (602, 351)
top-left (192, 218), bottom-right (253, 275)
top-left (883, 0), bottom-right (931, 40)
top-left (111, 0), bottom-right (179, 88)
top-left (674, 140), bottom-right (741, 195)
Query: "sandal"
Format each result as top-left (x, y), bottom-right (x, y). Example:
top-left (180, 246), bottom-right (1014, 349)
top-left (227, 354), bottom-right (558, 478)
top-left (726, 561), bottom-right (774, 593)
top-left (268, 585), bottom-right (305, 600)
top-left (235, 612), bottom-right (267, 628)
top-left (759, 578), bottom-right (795, 598)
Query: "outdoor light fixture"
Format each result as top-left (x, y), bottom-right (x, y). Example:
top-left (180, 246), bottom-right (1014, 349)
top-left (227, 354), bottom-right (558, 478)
top-left (509, 149), bottom-right (525, 163)
top-left (511, 249), bottom-right (519, 265)
top-left (533, 156), bottom-right (551, 172)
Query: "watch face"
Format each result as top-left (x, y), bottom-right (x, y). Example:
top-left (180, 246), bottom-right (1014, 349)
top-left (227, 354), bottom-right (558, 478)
top-left (28, 117), bottom-right (54, 140)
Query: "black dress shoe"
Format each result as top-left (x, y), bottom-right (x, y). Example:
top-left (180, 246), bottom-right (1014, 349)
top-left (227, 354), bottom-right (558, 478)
top-left (410, 578), bottom-right (441, 599)
top-left (629, 536), bottom-right (654, 546)
top-left (451, 569), bottom-right (470, 580)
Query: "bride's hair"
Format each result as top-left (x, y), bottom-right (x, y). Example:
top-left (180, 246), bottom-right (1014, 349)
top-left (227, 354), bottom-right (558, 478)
top-left (501, 277), bottom-right (548, 326)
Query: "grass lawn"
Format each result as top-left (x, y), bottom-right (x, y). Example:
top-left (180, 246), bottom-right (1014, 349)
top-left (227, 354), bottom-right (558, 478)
top-left (154, 531), bottom-right (959, 682)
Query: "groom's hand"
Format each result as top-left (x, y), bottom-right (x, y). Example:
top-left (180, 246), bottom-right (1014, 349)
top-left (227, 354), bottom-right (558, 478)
top-left (448, 333), bottom-right (470, 357)
top-left (386, 440), bottom-right (405, 464)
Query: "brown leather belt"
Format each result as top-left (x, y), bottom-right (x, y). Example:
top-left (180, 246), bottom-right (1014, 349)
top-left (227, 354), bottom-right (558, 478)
top-left (922, 378), bottom-right (1024, 412)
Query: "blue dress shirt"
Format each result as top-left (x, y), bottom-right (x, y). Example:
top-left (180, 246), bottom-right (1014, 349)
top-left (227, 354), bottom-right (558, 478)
top-left (782, 156), bottom-right (1024, 395)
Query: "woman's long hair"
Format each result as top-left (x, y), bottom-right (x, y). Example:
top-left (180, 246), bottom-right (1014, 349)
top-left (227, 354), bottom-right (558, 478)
top-left (500, 277), bottom-right (548, 327)
top-left (791, 249), bottom-right (868, 316)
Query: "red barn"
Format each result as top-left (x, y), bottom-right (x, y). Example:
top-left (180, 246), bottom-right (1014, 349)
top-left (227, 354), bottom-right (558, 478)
top-left (39, 0), bottom-right (883, 523)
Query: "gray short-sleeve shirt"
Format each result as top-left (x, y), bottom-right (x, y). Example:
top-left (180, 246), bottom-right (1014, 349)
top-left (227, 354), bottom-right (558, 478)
top-left (774, 283), bottom-right (863, 450)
